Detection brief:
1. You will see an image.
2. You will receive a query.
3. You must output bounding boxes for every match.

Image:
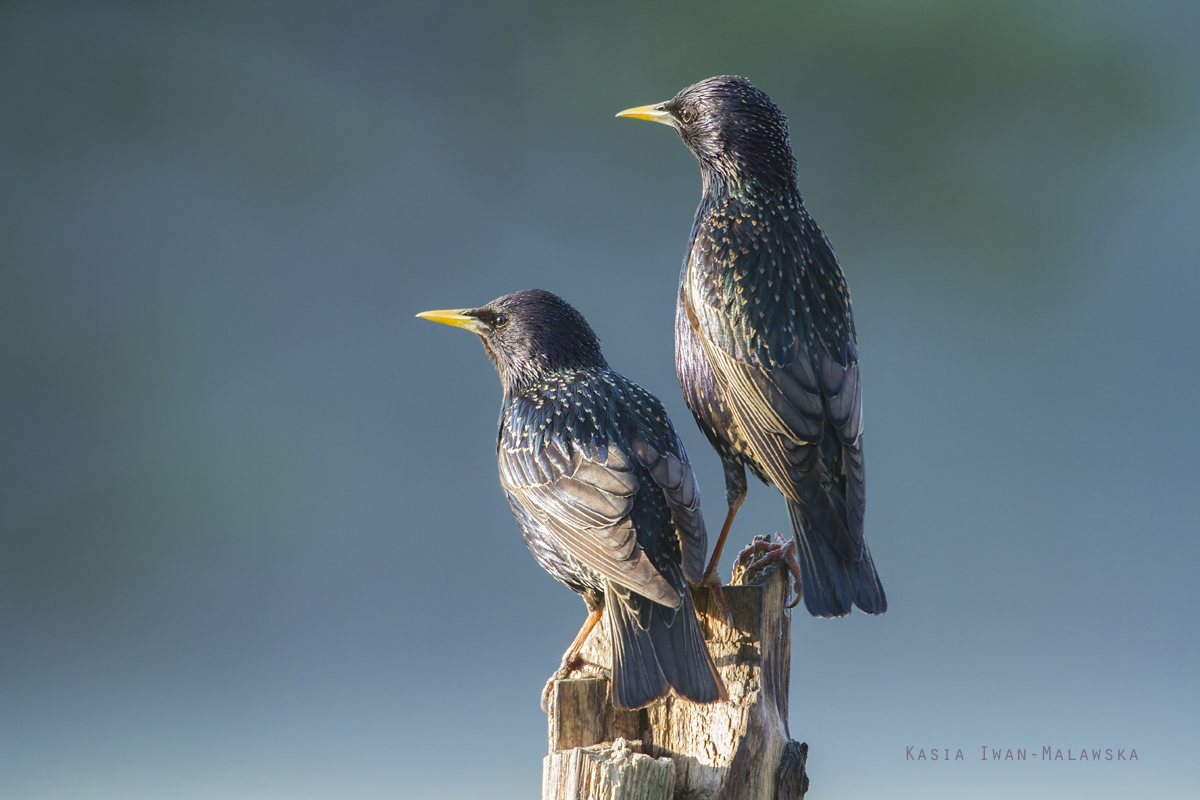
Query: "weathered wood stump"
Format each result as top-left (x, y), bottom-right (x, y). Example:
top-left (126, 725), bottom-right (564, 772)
top-left (544, 563), bottom-right (809, 800)
top-left (543, 738), bottom-right (675, 800)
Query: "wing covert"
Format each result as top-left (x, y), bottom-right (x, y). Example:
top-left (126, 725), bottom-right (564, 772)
top-left (498, 431), bottom-right (681, 608)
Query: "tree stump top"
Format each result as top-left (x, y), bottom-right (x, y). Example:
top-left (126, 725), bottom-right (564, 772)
top-left (545, 564), bottom-right (809, 800)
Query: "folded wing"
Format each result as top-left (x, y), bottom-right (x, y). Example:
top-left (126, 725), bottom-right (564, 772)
top-left (499, 431), bottom-right (681, 607)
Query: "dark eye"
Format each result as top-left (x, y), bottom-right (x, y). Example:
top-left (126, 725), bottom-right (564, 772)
top-left (493, 313), bottom-right (508, 328)
top-left (680, 107), bottom-right (695, 124)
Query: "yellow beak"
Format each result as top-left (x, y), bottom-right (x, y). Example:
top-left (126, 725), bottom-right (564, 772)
top-left (615, 102), bottom-right (674, 126)
top-left (415, 308), bottom-right (489, 335)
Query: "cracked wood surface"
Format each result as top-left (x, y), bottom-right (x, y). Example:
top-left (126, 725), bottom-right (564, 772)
top-left (545, 564), bottom-right (809, 800)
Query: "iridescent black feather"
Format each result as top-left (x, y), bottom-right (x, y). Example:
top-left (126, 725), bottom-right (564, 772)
top-left (655, 76), bottom-right (886, 617)
top-left (437, 289), bottom-right (726, 708)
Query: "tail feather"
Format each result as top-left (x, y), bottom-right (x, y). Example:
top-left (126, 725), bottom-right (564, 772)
top-left (606, 577), bottom-right (726, 709)
top-left (647, 579), bottom-right (728, 704)
top-left (847, 540), bottom-right (887, 614)
top-left (788, 499), bottom-right (886, 617)
top-left (605, 585), bottom-right (668, 710)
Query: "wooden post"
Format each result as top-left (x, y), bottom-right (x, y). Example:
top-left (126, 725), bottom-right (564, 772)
top-left (543, 738), bottom-right (675, 800)
top-left (544, 561), bottom-right (809, 800)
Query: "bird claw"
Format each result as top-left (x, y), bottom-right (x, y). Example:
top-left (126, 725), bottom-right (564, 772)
top-left (700, 570), bottom-right (733, 625)
top-left (540, 654), bottom-right (608, 713)
top-left (733, 533), bottom-right (803, 607)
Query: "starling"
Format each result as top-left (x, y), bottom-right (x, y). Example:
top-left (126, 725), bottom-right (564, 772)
top-left (618, 76), bottom-right (886, 618)
top-left (417, 289), bottom-right (727, 709)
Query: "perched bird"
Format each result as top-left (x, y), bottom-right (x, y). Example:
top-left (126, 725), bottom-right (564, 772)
top-left (417, 289), bottom-right (727, 709)
top-left (618, 76), bottom-right (886, 618)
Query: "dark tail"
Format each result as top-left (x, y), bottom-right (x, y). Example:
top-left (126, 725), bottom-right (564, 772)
top-left (787, 499), bottom-right (887, 617)
top-left (605, 577), bottom-right (728, 710)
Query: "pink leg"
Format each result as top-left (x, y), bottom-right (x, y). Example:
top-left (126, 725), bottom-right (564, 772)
top-left (541, 605), bottom-right (606, 712)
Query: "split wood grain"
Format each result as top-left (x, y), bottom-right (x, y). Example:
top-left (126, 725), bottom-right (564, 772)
top-left (544, 564), bottom-right (809, 800)
top-left (543, 738), bottom-right (674, 800)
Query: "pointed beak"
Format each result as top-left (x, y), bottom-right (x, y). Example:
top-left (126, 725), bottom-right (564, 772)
top-left (415, 308), bottom-right (489, 335)
top-left (615, 102), bottom-right (674, 126)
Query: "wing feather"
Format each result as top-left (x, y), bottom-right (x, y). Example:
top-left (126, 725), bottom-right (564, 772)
top-left (630, 434), bottom-right (708, 585)
top-left (499, 431), bottom-right (680, 607)
top-left (685, 280), bottom-right (865, 559)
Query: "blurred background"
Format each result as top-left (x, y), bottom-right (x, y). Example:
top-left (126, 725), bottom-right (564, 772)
top-left (2, 1), bottom-right (1198, 798)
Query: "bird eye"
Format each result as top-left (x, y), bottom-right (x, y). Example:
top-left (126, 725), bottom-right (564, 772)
top-left (680, 107), bottom-right (695, 124)
top-left (493, 313), bottom-right (508, 328)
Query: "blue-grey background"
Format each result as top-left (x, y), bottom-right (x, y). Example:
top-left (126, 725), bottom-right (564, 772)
top-left (2, 2), bottom-right (1198, 798)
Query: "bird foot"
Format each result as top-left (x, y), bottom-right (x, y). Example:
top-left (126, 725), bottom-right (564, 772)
top-left (733, 533), bottom-right (803, 608)
top-left (700, 570), bottom-right (733, 625)
top-left (540, 655), bottom-right (608, 713)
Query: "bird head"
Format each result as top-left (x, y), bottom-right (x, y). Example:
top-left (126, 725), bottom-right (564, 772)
top-left (417, 289), bottom-right (608, 394)
top-left (617, 75), bottom-right (796, 195)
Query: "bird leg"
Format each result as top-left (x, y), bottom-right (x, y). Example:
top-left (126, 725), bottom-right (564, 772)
top-left (560, 603), bottom-right (604, 669)
top-left (733, 533), bottom-right (804, 608)
top-left (541, 603), bottom-right (605, 712)
top-left (697, 468), bottom-right (746, 625)
top-left (703, 461), bottom-right (747, 585)
top-left (702, 494), bottom-right (744, 585)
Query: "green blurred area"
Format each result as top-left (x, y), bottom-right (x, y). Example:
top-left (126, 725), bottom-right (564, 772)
top-left (1, 3), bottom-right (1197, 798)
top-left (0, 260), bottom-right (312, 613)
top-left (403, 0), bottom-right (1174, 287)
top-left (0, 0), bottom-right (1183, 616)
top-left (1, 0), bottom-right (1173, 270)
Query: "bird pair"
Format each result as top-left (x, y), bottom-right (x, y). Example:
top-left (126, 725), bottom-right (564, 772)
top-left (419, 76), bottom-right (886, 711)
